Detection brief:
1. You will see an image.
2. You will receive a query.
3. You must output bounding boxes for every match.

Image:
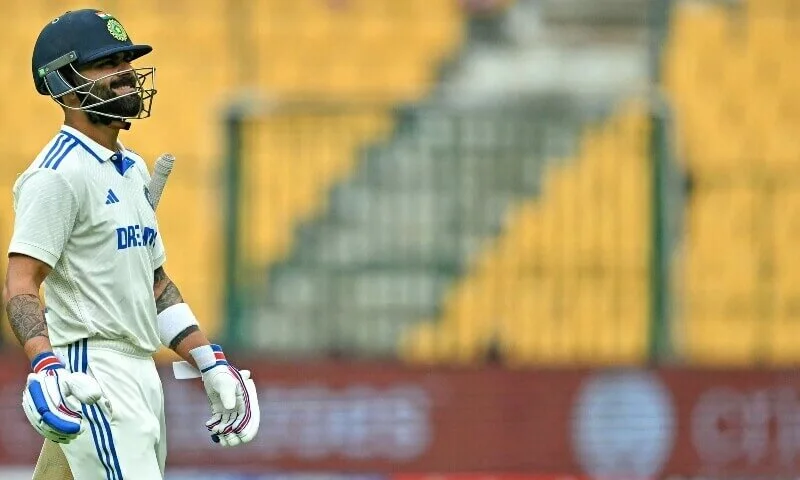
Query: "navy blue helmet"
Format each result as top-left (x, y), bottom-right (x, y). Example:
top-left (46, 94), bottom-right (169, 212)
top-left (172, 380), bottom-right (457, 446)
top-left (31, 9), bottom-right (157, 122)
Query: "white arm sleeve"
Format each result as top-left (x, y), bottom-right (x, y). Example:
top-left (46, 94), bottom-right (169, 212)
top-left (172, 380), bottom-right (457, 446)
top-left (8, 170), bottom-right (79, 268)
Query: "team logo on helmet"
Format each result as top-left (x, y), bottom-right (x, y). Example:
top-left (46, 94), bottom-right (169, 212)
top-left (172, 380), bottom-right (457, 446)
top-left (107, 19), bottom-right (128, 42)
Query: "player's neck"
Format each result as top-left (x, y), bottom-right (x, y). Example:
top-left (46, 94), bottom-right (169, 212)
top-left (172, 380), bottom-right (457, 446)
top-left (64, 115), bottom-right (123, 152)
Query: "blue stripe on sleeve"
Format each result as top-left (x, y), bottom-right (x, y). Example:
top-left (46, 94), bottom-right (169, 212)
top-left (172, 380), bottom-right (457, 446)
top-left (60, 129), bottom-right (105, 163)
top-left (40, 135), bottom-right (66, 165)
top-left (40, 135), bottom-right (68, 168)
top-left (42, 137), bottom-right (72, 169)
top-left (51, 140), bottom-right (78, 170)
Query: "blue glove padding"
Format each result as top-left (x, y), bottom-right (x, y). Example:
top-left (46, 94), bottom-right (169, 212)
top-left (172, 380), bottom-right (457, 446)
top-left (21, 352), bottom-right (112, 444)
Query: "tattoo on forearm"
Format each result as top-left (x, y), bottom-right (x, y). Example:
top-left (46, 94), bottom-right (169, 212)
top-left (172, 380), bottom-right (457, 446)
top-left (154, 266), bottom-right (167, 284)
top-left (154, 267), bottom-right (184, 313)
top-left (6, 294), bottom-right (48, 346)
top-left (169, 325), bottom-right (199, 351)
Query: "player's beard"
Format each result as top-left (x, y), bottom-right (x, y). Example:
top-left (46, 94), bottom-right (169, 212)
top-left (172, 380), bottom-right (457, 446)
top-left (86, 71), bottom-right (143, 118)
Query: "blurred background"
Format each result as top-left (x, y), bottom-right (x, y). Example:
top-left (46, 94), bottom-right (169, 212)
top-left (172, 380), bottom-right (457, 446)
top-left (2, 0), bottom-right (800, 478)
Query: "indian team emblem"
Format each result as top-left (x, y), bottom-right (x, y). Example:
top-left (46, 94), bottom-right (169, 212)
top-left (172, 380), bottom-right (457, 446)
top-left (107, 19), bottom-right (128, 42)
top-left (144, 185), bottom-right (155, 210)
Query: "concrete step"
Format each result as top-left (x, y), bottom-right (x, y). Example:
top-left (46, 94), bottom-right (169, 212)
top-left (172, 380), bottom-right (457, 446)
top-left (329, 187), bottom-right (459, 227)
top-left (268, 268), bottom-right (449, 313)
top-left (294, 223), bottom-right (483, 268)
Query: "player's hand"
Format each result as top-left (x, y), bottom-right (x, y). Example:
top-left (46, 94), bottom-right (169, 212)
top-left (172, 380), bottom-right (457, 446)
top-left (198, 346), bottom-right (260, 447)
top-left (21, 352), bottom-right (113, 444)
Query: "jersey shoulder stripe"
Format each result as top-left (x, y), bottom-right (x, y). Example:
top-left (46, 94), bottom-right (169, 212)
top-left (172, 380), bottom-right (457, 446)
top-left (40, 137), bottom-right (78, 170)
top-left (60, 129), bottom-right (104, 163)
top-left (38, 134), bottom-right (68, 168)
top-left (50, 141), bottom-right (79, 170)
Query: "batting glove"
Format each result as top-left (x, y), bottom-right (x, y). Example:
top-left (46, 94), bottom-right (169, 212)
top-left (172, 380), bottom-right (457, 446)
top-left (190, 344), bottom-right (260, 447)
top-left (21, 352), bottom-right (113, 444)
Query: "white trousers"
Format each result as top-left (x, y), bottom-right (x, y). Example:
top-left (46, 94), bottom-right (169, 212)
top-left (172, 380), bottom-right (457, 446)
top-left (54, 338), bottom-right (167, 480)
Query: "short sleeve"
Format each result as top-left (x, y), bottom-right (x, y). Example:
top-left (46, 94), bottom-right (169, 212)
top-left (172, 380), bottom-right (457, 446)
top-left (133, 158), bottom-right (151, 184)
top-left (8, 170), bottom-right (79, 268)
top-left (152, 227), bottom-right (166, 269)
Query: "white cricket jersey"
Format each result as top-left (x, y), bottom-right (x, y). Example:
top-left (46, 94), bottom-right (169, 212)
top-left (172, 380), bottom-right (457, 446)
top-left (8, 125), bottom-right (166, 353)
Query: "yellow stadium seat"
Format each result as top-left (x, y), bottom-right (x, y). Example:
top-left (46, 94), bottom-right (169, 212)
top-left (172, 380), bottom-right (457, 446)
top-left (249, 0), bottom-right (463, 103)
top-left (665, 0), bottom-right (800, 365)
top-left (400, 103), bottom-right (651, 366)
top-left (241, 111), bottom-right (393, 267)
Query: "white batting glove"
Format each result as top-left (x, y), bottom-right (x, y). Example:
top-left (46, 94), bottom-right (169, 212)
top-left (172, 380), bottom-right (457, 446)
top-left (190, 345), bottom-right (260, 447)
top-left (21, 352), bottom-right (113, 444)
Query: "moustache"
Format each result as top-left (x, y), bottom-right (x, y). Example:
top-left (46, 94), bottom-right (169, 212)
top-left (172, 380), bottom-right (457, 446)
top-left (109, 74), bottom-right (137, 89)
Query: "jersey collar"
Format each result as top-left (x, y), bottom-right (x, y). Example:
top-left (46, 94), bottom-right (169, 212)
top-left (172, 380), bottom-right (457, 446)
top-left (60, 125), bottom-right (120, 163)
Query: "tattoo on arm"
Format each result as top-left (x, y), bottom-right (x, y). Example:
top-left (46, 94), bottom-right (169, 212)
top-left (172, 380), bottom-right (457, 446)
top-left (6, 294), bottom-right (48, 346)
top-left (168, 325), bottom-right (200, 351)
top-left (154, 266), bottom-right (167, 284)
top-left (153, 266), bottom-right (184, 314)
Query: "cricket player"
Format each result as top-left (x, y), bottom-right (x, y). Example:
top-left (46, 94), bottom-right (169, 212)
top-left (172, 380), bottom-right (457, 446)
top-left (2, 9), bottom-right (260, 479)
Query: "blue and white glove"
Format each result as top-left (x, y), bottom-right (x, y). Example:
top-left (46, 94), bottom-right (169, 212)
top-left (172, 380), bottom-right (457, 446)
top-left (190, 344), bottom-right (260, 447)
top-left (21, 352), bottom-right (113, 444)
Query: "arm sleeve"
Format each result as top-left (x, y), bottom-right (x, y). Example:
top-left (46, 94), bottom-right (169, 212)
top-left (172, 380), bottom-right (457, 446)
top-left (8, 170), bottom-right (79, 268)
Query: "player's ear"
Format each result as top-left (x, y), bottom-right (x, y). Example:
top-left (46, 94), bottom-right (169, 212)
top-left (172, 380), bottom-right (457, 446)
top-left (54, 68), bottom-right (85, 108)
top-left (59, 97), bottom-right (85, 118)
top-left (55, 90), bottom-right (79, 109)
